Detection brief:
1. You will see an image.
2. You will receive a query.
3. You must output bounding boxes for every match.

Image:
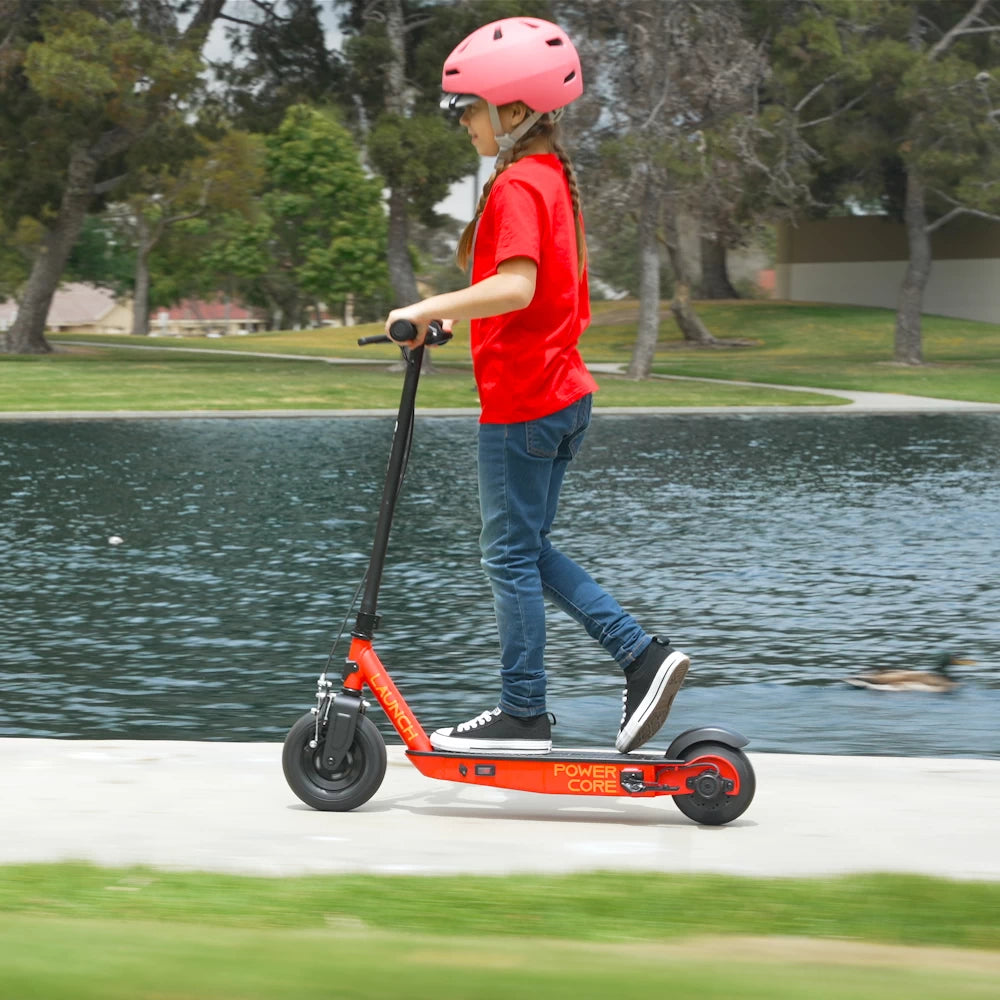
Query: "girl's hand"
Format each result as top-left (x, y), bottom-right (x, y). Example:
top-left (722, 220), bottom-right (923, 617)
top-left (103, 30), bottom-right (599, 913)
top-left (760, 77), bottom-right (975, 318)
top-left (384, 308), bottom-right (455, 348)
top-left (385, 306), bottom-right (431, 347)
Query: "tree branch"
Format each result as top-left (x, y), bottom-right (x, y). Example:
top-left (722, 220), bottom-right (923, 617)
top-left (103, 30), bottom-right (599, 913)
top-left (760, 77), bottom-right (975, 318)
top-left (183, 0), bottom-right (228, 40)
top-left (925, 196), bottom-right (1000, 233)
top-left (798, 91), bottom-right (868, 130)
top-left (93, 174), bottom-right (128, 195)
top-left (217, 12), bottom-right (267, 29)
top-left (0, 0), bottom-right (27, 58)
top-left (793, 73), bottom-right (839, 114)
top-left (928, 0), bottom-right (992, 60)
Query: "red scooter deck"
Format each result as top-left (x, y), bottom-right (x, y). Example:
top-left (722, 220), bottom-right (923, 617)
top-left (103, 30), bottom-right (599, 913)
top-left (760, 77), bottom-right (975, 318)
top-left (406, 747), bottom-right (744, 799)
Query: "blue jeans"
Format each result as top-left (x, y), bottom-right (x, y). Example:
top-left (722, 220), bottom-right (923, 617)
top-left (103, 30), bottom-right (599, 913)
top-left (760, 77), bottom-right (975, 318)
top-left (477, 394), bottom-right (652, 717)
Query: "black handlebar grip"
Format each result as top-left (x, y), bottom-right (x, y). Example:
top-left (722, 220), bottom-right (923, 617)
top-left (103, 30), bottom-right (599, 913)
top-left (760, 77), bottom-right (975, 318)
top-left (389, 319), bottom-right (419, 342)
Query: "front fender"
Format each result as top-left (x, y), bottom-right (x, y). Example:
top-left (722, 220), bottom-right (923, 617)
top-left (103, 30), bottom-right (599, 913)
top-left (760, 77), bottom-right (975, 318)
top-left (665, 725), bottom-right (749, 760)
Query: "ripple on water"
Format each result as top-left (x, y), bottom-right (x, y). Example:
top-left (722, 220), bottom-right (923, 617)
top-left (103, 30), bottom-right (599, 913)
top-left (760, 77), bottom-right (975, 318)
top-left (1, 413), bottom-right (998, 756)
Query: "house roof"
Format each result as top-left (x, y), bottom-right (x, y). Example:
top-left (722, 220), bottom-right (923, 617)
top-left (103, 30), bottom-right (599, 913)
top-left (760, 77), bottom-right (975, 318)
top-left (0, 283), bottom-right (119, 327)
top-left (2, 287), bottom-right (262, 329)
top-left (166, 299), bottom-right (258, 321)
top-left (46, 283), bottom-right (119, 325)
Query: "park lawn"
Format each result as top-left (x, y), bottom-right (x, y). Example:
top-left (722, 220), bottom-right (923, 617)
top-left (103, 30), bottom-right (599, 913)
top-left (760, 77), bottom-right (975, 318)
top-left (1, 865), bottom-right (999, 1000)
top-left (627, 302), bottom-right (1000, 403)
top-left (0, 342), bottom-right (841, 412)
top-left (4, 300), bottom-right (999, 410)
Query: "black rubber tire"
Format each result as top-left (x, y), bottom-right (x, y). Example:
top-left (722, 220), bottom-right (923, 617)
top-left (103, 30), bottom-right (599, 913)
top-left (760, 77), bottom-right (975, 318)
top-left (672, 741), bottom-right (756, 826)
top-left (282, 711), bottom-right (386, 812)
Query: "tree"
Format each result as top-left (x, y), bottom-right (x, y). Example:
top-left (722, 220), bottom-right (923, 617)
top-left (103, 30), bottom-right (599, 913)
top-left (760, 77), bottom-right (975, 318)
top-left (213, 0), bottom-right (346, 133)
top-left (0, 0), bottom-right (226, 355)
top-left (771, 0), bottom-right (1000, 364)
top-left (339, 0), bottom-right (491, 307)
top-left (147, 106), bottom-right (392, 328)
top-left (63, 216), bottom-right (136, 297)
top-left (566, 0), bottom-right (786, 376)
top-left (881, 0), bottom-right (1000, 364)
top-left (260, 104), bottom-right (389, 326)
top-left (121, 129), bottom-right (264, 334)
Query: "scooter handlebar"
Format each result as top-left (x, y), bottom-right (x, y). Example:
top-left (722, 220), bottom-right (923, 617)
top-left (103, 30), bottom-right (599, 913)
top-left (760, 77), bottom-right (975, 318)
top-left (357, 320), bottom-right (451, 347)
top-left (390, 319), bottom-right (451, 345)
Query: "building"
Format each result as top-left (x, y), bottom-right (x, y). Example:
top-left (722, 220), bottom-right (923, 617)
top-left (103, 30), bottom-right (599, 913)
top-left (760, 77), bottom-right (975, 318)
top-left (776, 216), bottom-right (1000, 324)
top-left (0, 282), bottom-right (132, 334)
top-left (153, 298), bottom-right (266, 337)
top-left (0, 285), bottom-right (266, 337)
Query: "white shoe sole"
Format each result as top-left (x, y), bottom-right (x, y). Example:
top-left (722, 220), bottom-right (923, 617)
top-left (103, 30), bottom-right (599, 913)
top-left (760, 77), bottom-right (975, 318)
top-left (616, 650), bottom-right (690, 753)
top-left (430, 731), bottom-right (552, 755)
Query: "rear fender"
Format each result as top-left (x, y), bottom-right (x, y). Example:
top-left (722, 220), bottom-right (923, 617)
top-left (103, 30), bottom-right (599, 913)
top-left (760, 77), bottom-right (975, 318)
top-left (665, 726), bottom-right (749, 760)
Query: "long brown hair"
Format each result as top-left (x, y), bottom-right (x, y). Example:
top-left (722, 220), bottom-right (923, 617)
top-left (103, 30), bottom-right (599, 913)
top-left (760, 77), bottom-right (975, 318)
top-left (456, 114), bottom-right (588, 277)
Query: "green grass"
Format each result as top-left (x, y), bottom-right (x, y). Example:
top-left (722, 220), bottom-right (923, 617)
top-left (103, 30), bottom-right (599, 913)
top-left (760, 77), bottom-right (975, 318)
top-left (627, 301), bottom-right (1000, 403)
top-left (3, 864), bottom-right (998, 948)
top-left (2, 300), bottom-right (999, 412)
top-left (1, 865), bottom-right (999, 999)
top-left (4, 916), bottom-right (999, 1000)
top-left (0, 339), bottom-right (840, 413)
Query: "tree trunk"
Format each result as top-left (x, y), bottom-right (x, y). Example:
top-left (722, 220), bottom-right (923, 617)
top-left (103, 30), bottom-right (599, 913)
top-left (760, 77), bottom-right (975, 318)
top-left (664, 211), bottom-right (718, 345)
top-left (132, 256), bottom-right (151, 336)
top-left (382, 0), bottom-right (419, 308)
top-left (387, 186), bottom-right (419, 305)
top-left (895, 169), bottom-right (929, 365)
top-left (2, 143), bottom-right (100, 354)
top-left (132, 216), bottom-right (153, 336)
top-left (627, 176), bottom-right (662, 379)
top-left (384, 0), bottom-right (408, 115)
top-left (699, 235), bottom-right (739, 299)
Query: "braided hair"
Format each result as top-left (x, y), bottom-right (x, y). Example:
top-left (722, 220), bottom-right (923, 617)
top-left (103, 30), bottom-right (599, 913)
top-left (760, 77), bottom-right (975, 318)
top-left (456, 114), bottom-right (588, 277)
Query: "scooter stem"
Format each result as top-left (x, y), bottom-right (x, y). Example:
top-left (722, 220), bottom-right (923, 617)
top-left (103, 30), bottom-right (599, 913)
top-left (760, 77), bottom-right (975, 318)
top-left (353, 343), bottom-right (426, 639)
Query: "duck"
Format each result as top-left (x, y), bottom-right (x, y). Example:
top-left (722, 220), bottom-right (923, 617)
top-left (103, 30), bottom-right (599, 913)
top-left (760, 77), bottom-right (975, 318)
top-left (843, 652), bottom-right (975, 692)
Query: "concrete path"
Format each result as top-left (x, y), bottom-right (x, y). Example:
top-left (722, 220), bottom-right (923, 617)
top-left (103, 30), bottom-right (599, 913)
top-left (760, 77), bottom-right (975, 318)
top-left (2, 739), bottom-right (997, 881)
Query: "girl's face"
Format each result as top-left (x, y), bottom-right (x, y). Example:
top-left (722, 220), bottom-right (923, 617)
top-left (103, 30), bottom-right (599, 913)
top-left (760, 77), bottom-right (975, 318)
top-left (459, 99), bottom-right (526, 157)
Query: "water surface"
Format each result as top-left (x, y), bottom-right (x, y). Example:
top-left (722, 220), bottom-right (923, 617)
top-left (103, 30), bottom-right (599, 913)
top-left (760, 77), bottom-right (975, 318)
top-left (1, 412), bottom-right (997, 757)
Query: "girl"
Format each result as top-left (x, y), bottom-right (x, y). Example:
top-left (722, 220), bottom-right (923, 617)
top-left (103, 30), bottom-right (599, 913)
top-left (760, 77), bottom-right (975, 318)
top-left (384, 17), bottom-right (689, 755)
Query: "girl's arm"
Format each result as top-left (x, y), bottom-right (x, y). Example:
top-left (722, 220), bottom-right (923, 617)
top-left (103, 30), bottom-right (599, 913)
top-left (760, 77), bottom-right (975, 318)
top-left (384, 257), bottom-right (537, 345)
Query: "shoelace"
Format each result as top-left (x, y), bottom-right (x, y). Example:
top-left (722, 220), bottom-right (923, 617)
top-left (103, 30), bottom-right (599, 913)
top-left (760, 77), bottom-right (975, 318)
top-left (455, 708), bottom-right (500, 733)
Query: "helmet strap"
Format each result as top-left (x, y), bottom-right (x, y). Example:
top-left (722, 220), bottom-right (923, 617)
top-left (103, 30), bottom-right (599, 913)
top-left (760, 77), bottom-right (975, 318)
top-left (488, 103), bottom-right (542, 167)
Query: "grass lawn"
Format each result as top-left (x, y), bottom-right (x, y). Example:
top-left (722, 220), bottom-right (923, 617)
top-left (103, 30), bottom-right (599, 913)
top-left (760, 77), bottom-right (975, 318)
top-left (1, 865), bottom-right (999, 999)
top-left (3, 300), bottom-right (998, 412)
top-left (0, 346), bottom-right (839, 412)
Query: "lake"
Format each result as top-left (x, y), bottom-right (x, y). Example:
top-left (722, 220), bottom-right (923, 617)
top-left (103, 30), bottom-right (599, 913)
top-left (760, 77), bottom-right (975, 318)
top-left (1, 411), bottom-right (997, 758)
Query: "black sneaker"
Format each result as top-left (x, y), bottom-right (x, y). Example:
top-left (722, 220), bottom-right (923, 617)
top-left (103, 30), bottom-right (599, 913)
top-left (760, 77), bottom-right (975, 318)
top-left (430, 707), bottom-right (552, 754)
top-left (616, 638), bottom-right (690, 753)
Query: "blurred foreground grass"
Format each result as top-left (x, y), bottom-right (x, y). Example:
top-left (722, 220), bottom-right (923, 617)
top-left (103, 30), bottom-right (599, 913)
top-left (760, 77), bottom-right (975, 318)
top-left (4, 864), bottom-right (999, 947)
top-left (1, 865), bottom-right (999, 999)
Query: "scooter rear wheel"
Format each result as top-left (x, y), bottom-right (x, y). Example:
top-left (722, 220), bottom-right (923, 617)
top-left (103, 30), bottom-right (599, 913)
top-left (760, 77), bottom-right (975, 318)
top-left (672, 742), bottom-right (755, 826)
top-left (282, 711), bottom-right (387, 811)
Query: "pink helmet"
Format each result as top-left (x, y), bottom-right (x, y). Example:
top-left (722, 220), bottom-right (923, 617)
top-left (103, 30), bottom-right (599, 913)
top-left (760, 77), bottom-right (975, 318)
top-left (440, 17), bottom-right (583, 114)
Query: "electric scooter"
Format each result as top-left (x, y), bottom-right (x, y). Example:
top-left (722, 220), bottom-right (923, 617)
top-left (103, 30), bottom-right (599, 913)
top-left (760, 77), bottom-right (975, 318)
top-left (282, 321), bottom-right (755, 825)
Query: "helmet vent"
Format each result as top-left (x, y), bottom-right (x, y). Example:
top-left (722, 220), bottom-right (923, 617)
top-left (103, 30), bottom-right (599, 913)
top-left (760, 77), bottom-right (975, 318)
top-left (444, 68), bottom-right (459, 76)
top-left (564, 70), bottom-right (576, 83)
top-left (493, 27), bottom-right (503, 40)
top-left (546, 38), bottom-right (564, 47)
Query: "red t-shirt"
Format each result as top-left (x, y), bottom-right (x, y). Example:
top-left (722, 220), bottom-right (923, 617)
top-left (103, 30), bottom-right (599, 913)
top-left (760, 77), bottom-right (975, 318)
top-left (470, 153), bottom-right (598, 424)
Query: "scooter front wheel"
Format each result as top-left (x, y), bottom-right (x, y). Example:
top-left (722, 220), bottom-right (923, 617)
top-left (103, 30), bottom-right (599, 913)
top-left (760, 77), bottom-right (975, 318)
top-left (282, 711), bottom-right (387, 811)
top-left (672, 742), bottom-right (756, 826)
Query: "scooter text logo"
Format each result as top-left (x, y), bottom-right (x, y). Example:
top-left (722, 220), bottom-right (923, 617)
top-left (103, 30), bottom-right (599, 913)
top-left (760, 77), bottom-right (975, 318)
top-left (370, 673), bottom-right (417, 741)
top-left (553, 762), bottom-right (619, 794)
